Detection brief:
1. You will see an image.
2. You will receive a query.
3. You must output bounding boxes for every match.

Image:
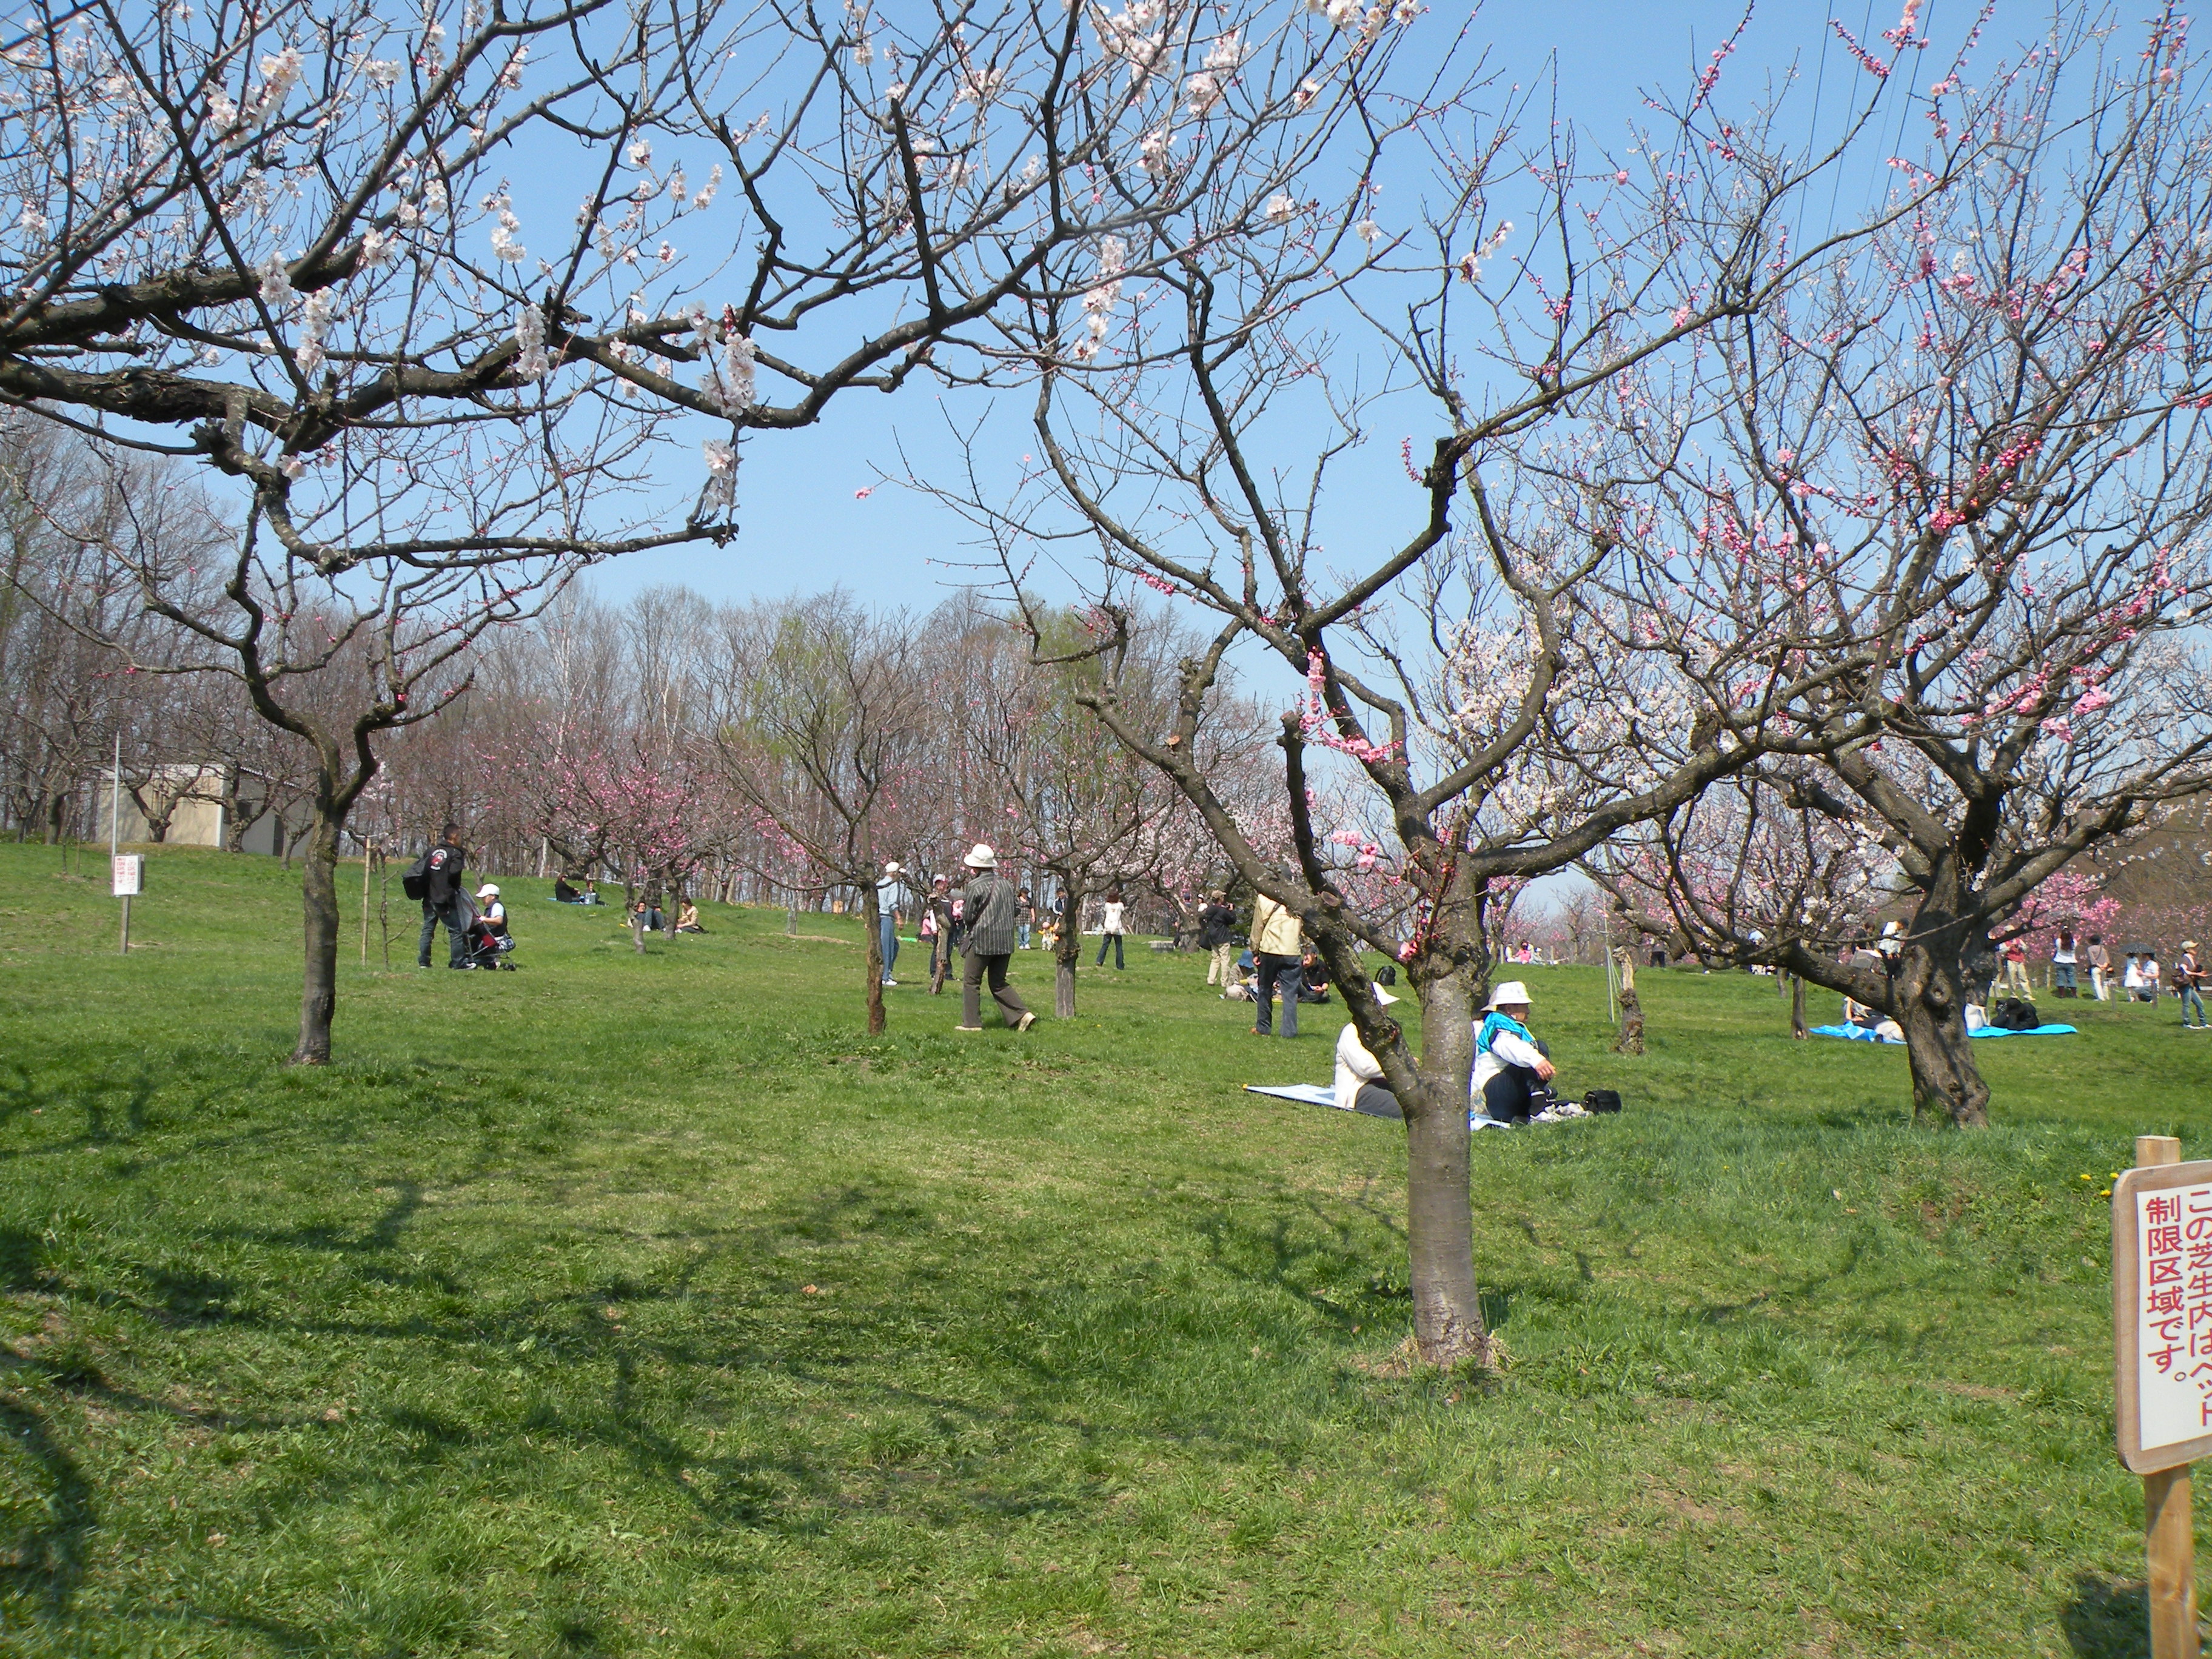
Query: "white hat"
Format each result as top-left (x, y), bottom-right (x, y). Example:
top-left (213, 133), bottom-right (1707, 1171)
top-left (1483, 979), bottom-right (1532, 1011)
top-left (963, 843), bottom-right (997, 870)
top-left (476, 883), bottom-right (499, 899)
top-left (883, 860), bottom-right (902, 875)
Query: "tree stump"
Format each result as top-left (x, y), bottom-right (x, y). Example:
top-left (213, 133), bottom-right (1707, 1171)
top-left (1613, 949), bottom-right (1645, 1055)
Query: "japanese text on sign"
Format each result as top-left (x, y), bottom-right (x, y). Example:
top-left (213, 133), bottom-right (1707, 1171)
top-left (2136, 1180), bottom-right (2212, 1454)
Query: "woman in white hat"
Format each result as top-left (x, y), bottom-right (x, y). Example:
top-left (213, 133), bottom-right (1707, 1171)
top-left (953, 844), bottom-right (1037, 1032)
top-left (1474, 980), bottom-right (1556, 1124)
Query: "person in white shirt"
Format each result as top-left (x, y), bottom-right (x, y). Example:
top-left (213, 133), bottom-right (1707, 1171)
top-left (1333, 992), bottom-right (1403, 1116)
top-left (2124, 952), bottom-right (2146, 1000)
top-left (2051, 928), bottom-right (2078, 996)
top-left (1093, 885), bottom-right (1128, 971)
top-left (474, 884), bottom-right (506, 934)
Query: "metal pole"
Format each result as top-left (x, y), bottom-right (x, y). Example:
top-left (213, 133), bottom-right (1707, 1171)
top-left (112, 733), bottom-right (126, 954)
top-left (1603, 910), bottom-right (1618, 1023)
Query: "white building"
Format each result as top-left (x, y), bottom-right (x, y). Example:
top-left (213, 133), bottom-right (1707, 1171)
top-left (92, 763), bottom-right (305, 854)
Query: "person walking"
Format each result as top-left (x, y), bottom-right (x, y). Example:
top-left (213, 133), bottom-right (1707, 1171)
top-left (415, 823), bottom-right (469, 969)
top-left (1094, 885), bottom-right (1128, 970)
top-left (874, 860), bottom-right (908, 987)
top-left (953, 844), bottom-right (1036, 1032)
top-left (1017, 887), bottom-right (1036, 951)
top-left (1248, 888), bottom-right (1305, 1037)
top-left (2180, 942), bottom-right (2208, 1028)
top-left (1198, 890), bottom-right (1238, 993)
top-left (2087, 934), bottom-right (2112, 1000)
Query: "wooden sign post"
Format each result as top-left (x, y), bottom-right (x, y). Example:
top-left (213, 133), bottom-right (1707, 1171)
top-left (110, 853), bottom-right (143, 956)
top-left (2114, 1134), bottom-right (2207, 1658)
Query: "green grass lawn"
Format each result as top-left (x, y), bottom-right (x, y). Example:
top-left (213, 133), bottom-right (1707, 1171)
top-left (0, 842), bottom-right (2205, 1656)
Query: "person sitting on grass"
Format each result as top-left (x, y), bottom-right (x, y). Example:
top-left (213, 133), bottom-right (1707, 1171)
top-left (674, 899), bottom-right (704, 934)
top-left (554, 874), bottom-right (581, 903)
top-left (1332, 991), bottom-right (1404, 1117)
top-left (1473, 980), bottom-right (1556, 1124)
top-left (1296, 947), bottom-right (1332, 1004)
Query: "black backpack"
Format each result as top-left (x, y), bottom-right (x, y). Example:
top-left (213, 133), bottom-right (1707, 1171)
top-left (1991, 997), bottom-right (2039, 1031)
top-left (401, 850), bottom-right (431, 901)
top-left (1582, 1089), bottom-right (1623, 1114)
top-left (1373, 962), bottom-right (1398, 986)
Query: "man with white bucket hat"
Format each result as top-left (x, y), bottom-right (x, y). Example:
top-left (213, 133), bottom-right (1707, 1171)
top-left (953, 844), bottom-right (1036, 1033)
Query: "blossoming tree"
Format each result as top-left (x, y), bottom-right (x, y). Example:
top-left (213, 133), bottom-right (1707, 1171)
top-left (918, 8), bottom-right (2143, 1360)
top-left (1, 0), bottom-right (1399, 1061)
top-left (1561, 8), bottom-right (2212, 1124)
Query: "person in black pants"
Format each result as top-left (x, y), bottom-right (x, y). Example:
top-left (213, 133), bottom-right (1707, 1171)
top-left (417, 823), bottom-right (469, 968)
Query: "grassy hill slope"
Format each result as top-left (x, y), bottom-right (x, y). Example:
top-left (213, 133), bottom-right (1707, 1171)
top-left (0, 842), bottom-right (2202, 1656)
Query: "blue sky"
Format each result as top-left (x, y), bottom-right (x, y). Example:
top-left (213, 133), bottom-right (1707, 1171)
top-left (586, 0), bottom-right (1952, 612)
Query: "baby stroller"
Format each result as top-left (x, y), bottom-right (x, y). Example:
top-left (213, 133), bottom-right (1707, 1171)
top-left (460, 903), bottom-right (518, 971)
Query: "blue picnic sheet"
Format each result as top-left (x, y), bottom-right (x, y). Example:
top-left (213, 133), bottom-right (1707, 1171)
top-left (1809, 1022), bottom-right (2077, 1044)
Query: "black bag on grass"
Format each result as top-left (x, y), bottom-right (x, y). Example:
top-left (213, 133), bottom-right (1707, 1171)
top-left (1991, 997), bottom-right (2039, 1031)
top-left (1582, 1089), bottom-right (1623, 1114)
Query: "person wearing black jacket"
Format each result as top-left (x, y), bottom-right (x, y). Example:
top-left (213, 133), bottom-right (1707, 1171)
top-left (1198, 891), bottom-right (1238, 993)
top-left (417, 824), bottom-right (471, 969)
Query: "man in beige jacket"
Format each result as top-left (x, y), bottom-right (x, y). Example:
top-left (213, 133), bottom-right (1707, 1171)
top-left (1248, 890), bottom-right (1306, 1037)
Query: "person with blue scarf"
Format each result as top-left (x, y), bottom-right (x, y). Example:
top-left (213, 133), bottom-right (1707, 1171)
top-left (1473, 980), bottom-right (1555, 1124)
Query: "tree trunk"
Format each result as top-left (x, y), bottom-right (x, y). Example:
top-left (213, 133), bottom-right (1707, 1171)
top-left (1891, 934), bottom-right (1989, 1127)
top-left (860, 883), bottom-right (886, 1036)
top-left (292, 804), bottom-right (344, 1065)
top-left (1053, 877), bottom-right (1084, 1019)
top-left (630, 911), bottom-right (647, 954)
top-left (1789, 973), bottom-right (1808, 1040)
top-left (1613, 950), bottom-right (1644, 1054)
top-left (1405, 967), bottom-right (1489, 1367)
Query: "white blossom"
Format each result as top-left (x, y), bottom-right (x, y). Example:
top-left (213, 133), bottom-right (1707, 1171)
top-left (293, 287), bottom-right (334, 376)
top-left (1202, 30), bottom-right (1244, 71)
top-left (514, 304), bottom-right (549, 379)
top-left (1184, 71), bottom-right (1222, 116)
top-left (712, 332), bottom-right (757, 413)
top-left (361, 58), bottom-right (401, 87)
top-left (357, 228), bottom-right (393, 269)
top-left (702, 439), bottom-right (736, 508)
top-left (258, 252), bottom-right (295, 309)
top-left (1265, 192), bottom-right (1296, 224)
top-left (626, 137), bottom-right (652, 168)
top-left (691, 164), bottom-right (721, 210)
top-left (255, 48), bottom-right (303, 116)
top-left (1139, 127), bottom-right (1174, 179)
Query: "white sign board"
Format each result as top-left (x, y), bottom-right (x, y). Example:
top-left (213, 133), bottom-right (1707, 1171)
top-left (2114, 1161), bottom-right (2212, 1472)
top-left (110, 854), bottom-right (143, 897)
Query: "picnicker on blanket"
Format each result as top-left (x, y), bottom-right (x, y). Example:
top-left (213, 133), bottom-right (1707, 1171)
top-left (1473, 981), bottom-right (1556, 1124)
